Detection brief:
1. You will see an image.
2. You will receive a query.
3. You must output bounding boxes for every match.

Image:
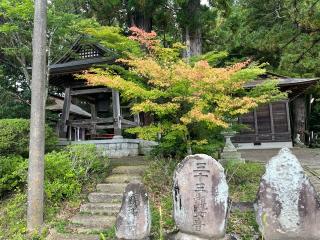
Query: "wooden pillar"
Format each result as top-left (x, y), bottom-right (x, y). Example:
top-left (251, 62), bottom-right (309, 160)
top-left (253, 108), bottom-right (258, 142)
top-left (292, 96), bottom-right (306, 143)
top-left (90, 103), bottom-right (97, 136)
top-left (134, 114), bottom-right (141, 126)
top-left (74, 128), bottom-right (77, 141)
top-left (68, 126), bottom-right (72, 141)
top-left (59, 87), bottom-right (71, 138)
top-left (112, 89), bottom-right (122, 137)
top-left (286, 101), bottom-right (291, 133)
top-left (76, 127), bottom-right (80, 141)
top-left (81, 128), bottom-right (86, 140)
top-left (269, 103), bottom-right (275, 140)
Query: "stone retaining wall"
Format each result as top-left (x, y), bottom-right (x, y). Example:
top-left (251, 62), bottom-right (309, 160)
top-left (59, 138), bottom-right (158, 158)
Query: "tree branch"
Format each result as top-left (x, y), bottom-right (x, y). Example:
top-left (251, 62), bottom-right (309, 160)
top-left (0, 87), bottom-right (31, 106)
top-left (280, 31), bottom-right (302, 50)
top-left (294, 38), bottom-right (320, 63)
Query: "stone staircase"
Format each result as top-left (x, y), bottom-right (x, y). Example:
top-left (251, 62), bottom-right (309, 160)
top-left (48, 156), bottom-right (148, 240)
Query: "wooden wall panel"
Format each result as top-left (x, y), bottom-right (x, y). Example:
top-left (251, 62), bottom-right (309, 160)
top-left (256, 105), bottom-right (271, 134)
top-left (239, 111), bottom-right (255, 133)
top-left (272, 102), bottom-right (288, 133)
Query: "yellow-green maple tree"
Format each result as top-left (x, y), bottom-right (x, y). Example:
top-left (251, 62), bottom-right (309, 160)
top-left (81, 27), bottom-right (285, 151)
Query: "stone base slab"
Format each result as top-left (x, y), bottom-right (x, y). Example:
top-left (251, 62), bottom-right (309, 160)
top-left (171, 232), bottom-right (228, 240)
top-left (235, 141), bottom-right (293, 150)
top-left (220, 151), bottom-right (245, 163)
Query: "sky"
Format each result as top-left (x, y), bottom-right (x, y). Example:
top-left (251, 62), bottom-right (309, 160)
top-left (201, 0), bottom-right (210, 6)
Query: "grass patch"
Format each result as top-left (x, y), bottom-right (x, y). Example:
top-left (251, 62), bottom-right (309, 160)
top-left (224, 160), bottom-right (264, 202)
top-left (0, 191), bottom-right (29, 239)
top-left (227, 210), bottom-right (260, 240)
top-left (224, 160), bottom-right (264, 238)
top-left (100, 226), bottom-right (116, 239)
top-left (143, 157), bottom-right (178, 239)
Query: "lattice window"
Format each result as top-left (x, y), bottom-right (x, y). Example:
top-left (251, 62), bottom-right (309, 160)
top-left (78, 46), bottom-right (100, 59)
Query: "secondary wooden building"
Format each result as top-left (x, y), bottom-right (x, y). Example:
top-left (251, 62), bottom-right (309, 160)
top-left (233, 75), bottom-right (319, 149)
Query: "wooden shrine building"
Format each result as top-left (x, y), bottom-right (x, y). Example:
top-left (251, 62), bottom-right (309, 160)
top-left (49, 38), bottom-right (140, 140)
top-left (233, 74), bottom-right (320, 149)
top-left (48, 38), bottom-right (320, 148)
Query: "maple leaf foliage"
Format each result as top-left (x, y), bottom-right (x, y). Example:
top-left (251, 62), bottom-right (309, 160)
top-left (81, 27), bottom-right (285, 144)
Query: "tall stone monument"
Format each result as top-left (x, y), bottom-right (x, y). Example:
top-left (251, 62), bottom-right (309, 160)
top-left (255, 147), bottom-right (320, 240)
top-left (116, 181), bottom-right (151, 240)
top-left (173, 154), bottom-right (229, 240)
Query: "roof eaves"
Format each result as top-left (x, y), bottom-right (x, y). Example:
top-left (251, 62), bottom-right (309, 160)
top-left (245, 78), bottom-right (320, 88)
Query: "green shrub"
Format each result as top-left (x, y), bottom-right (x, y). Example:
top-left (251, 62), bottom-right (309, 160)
top-left (0, 144), bottom-right (109, 239)
top-left (45, 144), bottom-right (108, 204)
top-left (0, 151), bottom-right (81, 202)
top-left (0, 155), bottom-right (27, 196)
top-left (66, 144), bottom-right (108, 182)
top-left (0, 143), bottom-right (109, 203)
top-left (151, 129), bottom-right (188, 159)
top-left (191, 141), bottom-right (223, 159)
top-left (45, 151), bottom-right (82, 204)
top-left (152, 123), bottom-right (224, 159)
top-left (0, 119), bottom-right (58, 157)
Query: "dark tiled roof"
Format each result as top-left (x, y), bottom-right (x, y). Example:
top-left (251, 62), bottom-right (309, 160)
top-left (49, 57), bottom-right (115, 75)
top-left (46, 96), bottom-right (91, 118)
top-left (245, 77), bottom-right (320, 88)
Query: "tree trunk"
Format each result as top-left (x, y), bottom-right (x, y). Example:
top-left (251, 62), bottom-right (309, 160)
top-left (27, 0), bottom-right (47, 233)
top-left (129, 11), bottom-right (152, 32)
top-left (126, 0), bottom-right (152, 33)
top-left (189, 28), bottom-right (202, 56)
top-left (185, 26), bottom-right (202, 58)
top-left (183, 0), bottom-right (202, 57)
top-left (185, 27), bottom-right (191, 59)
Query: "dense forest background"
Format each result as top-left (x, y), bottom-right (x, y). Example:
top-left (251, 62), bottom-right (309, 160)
top-left (1, 0), bottom-right (320, 119)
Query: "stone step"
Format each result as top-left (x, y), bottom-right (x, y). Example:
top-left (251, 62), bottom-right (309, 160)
top-left (70, 215), bottom-right (115, 230)
top-left (88, 192), bottom-right (122, 203)
top-left (112, 165), bottom-right (147, 175)
top-left (66, 225), bottom-right (107, 235)
top-left (96, 183), bottom-right (127, 193)
top-left (110, 156), bottom-right (149, 166)
top-left (48, 232), bottom-right (99, 240)
top-left (80, 203), bottom-right (121, 216)
top-left (105, 174), bottom-right (142, 184)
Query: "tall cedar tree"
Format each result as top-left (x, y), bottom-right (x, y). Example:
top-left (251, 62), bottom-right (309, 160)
top-left (27, 0), bottom-right (47, 233)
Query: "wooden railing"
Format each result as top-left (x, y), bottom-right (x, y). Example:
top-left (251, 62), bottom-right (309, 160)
top-left (232, 132), bottom-right (292, 143)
